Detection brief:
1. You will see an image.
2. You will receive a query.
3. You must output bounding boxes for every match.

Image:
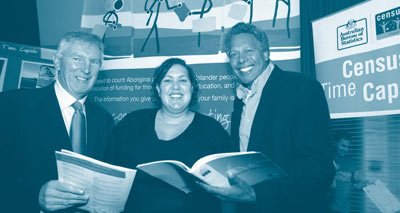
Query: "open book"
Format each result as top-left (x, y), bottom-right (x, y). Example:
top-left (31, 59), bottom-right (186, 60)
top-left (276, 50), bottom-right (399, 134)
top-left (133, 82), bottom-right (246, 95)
top-left (136, 151), bottom-right (286, 193)
top-left (55, 150), bottom-right (136, 213)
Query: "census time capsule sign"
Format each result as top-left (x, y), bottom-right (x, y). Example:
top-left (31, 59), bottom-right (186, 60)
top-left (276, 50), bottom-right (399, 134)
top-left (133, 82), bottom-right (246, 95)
top-left (313, 0), bottom-right (400, 118)
top-left (318, 45), bottom-right (400, 118)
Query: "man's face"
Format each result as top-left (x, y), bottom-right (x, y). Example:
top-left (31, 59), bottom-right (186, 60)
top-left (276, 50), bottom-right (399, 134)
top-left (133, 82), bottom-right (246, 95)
top-left (336, 138), bottom-right (350, 157)
top-left (55, 41), bottom-right (102, 99)
top-left (228, 33), bottom-right (269, 87)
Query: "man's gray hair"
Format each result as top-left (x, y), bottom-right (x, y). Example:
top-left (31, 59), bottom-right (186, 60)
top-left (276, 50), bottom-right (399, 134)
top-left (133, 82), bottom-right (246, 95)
top-left (56, 31), bottom-right (104, 57)
top-left (224, 22), bottom-right (270, 55)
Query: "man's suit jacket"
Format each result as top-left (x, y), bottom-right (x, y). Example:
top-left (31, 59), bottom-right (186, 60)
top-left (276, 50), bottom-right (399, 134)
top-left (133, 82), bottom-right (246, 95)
top-left (0, 84), bottom-right (114, 212)
top-left (231, 66), bottom-right (335, 213)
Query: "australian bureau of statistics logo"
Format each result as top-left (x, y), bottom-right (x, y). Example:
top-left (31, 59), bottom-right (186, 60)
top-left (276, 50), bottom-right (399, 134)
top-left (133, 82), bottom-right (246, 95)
top-left (375, 7), bottom-right (400, 40)
top-left (337, 18), bottom-right (368, 50)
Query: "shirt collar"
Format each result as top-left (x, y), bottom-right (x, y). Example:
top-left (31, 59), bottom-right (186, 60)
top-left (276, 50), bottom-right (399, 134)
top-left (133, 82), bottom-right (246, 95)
top-left (236, 63), bottom-right (274, 102)
top-left (54, 80), bottom-right (87, 110)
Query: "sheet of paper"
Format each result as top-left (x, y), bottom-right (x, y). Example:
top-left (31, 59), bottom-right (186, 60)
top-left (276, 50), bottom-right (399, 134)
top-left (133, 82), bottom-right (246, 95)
top-left (363, 180), bottom-right (400, 213)
top-left (56, 150), bottom-right (136, 213)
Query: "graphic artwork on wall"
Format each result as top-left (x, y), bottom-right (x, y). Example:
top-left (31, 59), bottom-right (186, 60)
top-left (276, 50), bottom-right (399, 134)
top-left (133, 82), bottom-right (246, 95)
top-left (19, 61), bottom-right (56, 89)
top-left (83, 0), bottom-right (301, 129)
top-left (81, 0), bottom-right (297, 57)
top-left (141, 0), bottom-right (215, 53)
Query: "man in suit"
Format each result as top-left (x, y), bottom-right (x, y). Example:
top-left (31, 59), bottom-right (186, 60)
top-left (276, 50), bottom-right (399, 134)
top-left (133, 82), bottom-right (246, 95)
top-left (200, 23), bottom-right (335, 212)
top-left (0, 31), bottom-right (114, 212)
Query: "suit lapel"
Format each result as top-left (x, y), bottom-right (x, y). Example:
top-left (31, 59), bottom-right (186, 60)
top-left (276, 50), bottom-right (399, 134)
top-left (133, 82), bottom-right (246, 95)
top-left (37, 85), bottom-right (71, 150)
top-left (247, 67), bottom-right (281, 151)
top-left (86, 102), bottom-right (104, 158)
top-left (85, 102), bottom-right (95, 157)
top-left (231, 98), bottom-right (244, 151)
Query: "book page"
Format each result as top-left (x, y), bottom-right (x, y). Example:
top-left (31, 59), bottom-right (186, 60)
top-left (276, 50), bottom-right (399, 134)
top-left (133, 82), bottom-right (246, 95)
top-left (137, 161), bottom-right (193, 193)
top-left (136, 152), bottom-right (287, 194)
top-left (56, 150), bottom-right (136, 213)
top-left (137, 160), bottom-right (190, 171)
top-left (191, 163), bottom-right (230, 188)
top-left (191, 152), bottom-right (287, 187)
top-left (363, 180), bottom-right (400, 213)
top-left (191, 151), bottom-right (256, 172)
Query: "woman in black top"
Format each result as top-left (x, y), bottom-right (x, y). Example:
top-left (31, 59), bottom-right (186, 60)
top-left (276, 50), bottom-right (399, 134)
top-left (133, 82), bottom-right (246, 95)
top-left (110, 58), bottom-right (233, 213)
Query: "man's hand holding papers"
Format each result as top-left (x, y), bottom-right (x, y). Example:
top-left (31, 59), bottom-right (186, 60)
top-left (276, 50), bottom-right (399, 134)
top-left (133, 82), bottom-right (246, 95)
top-left (55, 150), bottom-right (136, 213)
top-left (39, 180), bottom-right (89, 212)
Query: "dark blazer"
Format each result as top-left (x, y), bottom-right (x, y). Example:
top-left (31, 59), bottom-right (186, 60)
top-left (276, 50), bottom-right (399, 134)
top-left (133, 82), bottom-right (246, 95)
top-left (231, 66), bottom-right (335, 213)
top-left (0, 84), bottom-right (114, 212)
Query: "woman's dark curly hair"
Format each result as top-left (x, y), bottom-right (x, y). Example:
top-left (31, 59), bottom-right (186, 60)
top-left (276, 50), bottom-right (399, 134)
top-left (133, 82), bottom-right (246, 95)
top-left (151, 58), bottom-right (199, 107)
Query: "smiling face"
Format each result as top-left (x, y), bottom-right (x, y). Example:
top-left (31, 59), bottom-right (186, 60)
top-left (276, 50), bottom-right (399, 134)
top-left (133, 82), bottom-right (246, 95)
top-left (156, 64), bottom-right (193, 114)
top-left (336, 138), bottom-right (350, 157)
top-left (54, 41), bottom-right (102, 99)
top-left (228, 33), bottom-right (269, 87)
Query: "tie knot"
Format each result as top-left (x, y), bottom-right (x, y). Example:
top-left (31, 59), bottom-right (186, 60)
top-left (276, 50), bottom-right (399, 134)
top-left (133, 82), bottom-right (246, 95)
top-left (72, 101), bottom-right (83, 111)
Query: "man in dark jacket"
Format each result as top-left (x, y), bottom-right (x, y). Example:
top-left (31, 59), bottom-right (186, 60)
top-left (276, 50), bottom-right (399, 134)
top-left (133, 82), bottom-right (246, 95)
top-left (200, 22), bottom-right (335, 213)
top-left (0, 31), bottom-right (114, 212)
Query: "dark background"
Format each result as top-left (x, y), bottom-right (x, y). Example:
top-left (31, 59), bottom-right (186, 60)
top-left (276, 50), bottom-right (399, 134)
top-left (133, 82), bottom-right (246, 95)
top-left (0, 1), bottom-right (40, 46)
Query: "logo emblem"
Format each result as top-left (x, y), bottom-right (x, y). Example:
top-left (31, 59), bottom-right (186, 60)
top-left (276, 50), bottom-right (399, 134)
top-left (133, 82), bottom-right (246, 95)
top-left (337, 18), bottom-right (368, 50)
top-left (375, 7), bottom-right (400, 40)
